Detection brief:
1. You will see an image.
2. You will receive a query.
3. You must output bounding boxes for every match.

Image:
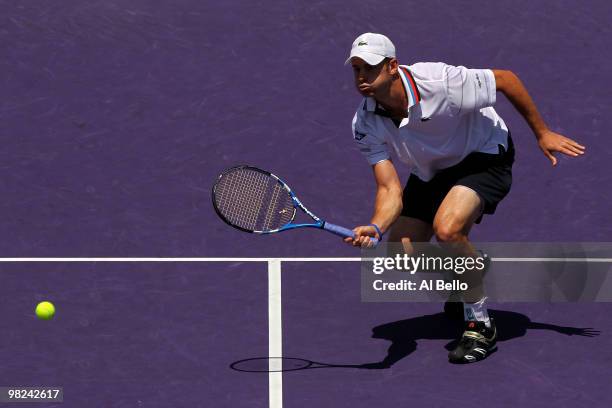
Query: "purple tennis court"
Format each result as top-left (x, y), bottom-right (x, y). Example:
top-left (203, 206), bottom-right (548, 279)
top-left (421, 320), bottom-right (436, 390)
top-left (2, 1), bottom-right (611, 407)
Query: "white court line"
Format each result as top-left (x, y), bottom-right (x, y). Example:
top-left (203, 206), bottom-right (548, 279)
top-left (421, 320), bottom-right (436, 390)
top-left (2, 255), bottom-right (611, 408)
top-left (2, 257), bottom-right (612, 262)
top-left (491, 258), bottom-right (612, 262)
top-left (268, 259), bottom-right (283, 408)
top-left (0, 257), bottom-right (362, 262)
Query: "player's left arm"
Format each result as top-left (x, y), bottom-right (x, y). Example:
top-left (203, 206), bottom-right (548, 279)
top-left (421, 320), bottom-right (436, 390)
top-left (492, 69), bottom-right (585, 166)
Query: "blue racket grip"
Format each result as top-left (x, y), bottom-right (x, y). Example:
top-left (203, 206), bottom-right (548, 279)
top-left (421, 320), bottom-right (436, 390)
top-left (323, 222), bottom-right (379, 246)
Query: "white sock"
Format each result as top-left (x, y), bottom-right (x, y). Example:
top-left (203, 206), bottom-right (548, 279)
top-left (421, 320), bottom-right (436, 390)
top-left (463, 297), bottom-right (491, 328)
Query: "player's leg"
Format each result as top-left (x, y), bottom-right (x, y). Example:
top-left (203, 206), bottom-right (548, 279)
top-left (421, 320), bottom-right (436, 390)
top-left (433, 185), bottom-right (496, 363)
top-left (433, 185), bottom-right (486, 315)
top-left (433, 184), bottom-right (483, 264)
top-left (388, 172), bottom-right (437, 258)
top-left (386, 215), bottom-right (434, 255)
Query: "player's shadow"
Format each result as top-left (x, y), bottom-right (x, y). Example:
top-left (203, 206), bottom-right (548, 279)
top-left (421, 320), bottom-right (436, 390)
top-left (229, 309), bottom-right (599, 372)
top-left (230, 309), bottom-right (600, 372)
top-left (359, 309), bottom-right (599, 369)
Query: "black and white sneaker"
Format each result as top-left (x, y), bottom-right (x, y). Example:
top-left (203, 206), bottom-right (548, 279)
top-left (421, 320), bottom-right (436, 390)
top-left (448, 319), bottom-right (497, 364)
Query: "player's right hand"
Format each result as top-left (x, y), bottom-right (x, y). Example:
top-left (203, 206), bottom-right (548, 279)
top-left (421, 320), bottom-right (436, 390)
top-left (344, 225), bottom-right (379, 248)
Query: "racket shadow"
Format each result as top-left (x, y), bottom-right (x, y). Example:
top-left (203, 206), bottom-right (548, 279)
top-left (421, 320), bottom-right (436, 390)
top-left (230, 357), bottom-right (380, 373)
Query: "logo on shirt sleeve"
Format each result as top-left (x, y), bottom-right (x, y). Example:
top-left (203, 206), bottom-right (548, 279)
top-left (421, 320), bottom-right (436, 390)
top-left (354, 130), bottom-right (367, 140)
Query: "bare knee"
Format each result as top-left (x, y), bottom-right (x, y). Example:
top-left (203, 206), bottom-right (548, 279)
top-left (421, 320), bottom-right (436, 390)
top-left (433, 221), bottom-right (467, 243)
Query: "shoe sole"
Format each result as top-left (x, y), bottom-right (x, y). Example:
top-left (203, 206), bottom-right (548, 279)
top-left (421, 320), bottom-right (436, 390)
top-left (448, 344), bottom-right (497, 364)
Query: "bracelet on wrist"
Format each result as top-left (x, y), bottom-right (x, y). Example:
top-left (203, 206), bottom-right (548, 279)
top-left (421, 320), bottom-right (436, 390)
top-left (369, 223), bottom-right (383, 239)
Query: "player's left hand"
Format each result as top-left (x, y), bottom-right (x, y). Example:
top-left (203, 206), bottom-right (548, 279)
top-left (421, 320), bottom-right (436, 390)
top-left (344, 225), bottom-right (379, 248)
top-left (536, 129), bottom-right (585, 166)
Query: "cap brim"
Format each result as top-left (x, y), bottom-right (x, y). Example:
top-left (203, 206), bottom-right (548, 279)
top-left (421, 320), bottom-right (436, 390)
top-left (344, 51), bottom-right (386, 66)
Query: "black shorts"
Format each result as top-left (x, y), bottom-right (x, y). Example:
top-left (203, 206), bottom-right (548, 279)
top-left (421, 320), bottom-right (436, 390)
top-left (401, 134), bottom-right (515, 225)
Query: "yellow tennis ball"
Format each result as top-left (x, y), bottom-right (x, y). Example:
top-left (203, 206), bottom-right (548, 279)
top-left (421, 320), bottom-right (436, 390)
top-left (35, 301), bottom-right (56, 320)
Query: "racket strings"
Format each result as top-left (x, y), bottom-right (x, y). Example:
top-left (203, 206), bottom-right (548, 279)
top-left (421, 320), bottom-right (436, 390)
top-left (214, 168), bottom-right (294, 232)
top-left (216, 169), bottom-right (269, 230)
top-left (262, 183), bottom-right (293, 231)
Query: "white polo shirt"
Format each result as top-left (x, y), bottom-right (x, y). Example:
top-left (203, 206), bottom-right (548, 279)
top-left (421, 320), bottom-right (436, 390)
top-left (351, 62), bottom-right (509, 181)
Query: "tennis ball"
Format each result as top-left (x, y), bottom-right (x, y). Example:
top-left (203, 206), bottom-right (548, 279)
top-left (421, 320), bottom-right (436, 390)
top-left (35, 301), bottom-right (55, 320)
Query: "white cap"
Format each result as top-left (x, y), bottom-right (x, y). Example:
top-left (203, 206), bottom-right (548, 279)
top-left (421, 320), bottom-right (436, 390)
top-left (345, 33), bottom-right (396, 66)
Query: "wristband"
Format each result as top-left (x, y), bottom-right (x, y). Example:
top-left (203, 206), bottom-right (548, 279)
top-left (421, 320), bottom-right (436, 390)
top-left (369, 223), bottom-right (383, 239)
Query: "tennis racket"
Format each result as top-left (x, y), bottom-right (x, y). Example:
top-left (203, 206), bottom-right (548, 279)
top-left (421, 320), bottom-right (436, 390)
top-left (212, 165), bottom-right (378, 246)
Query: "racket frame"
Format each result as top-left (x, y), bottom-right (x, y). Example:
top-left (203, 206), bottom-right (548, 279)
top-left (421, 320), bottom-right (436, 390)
top-left (212, 165), bottom-right (377, 244)
top-left (212, 165), bottom-right (326, 234)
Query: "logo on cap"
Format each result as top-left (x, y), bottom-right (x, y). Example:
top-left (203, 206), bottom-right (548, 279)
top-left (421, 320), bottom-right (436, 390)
top-left (357, 41), bottom-right (368, 46)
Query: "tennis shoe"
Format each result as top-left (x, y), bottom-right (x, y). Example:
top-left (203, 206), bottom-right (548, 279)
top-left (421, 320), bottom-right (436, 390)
top-left (448, 319), bottom-right (497, 364)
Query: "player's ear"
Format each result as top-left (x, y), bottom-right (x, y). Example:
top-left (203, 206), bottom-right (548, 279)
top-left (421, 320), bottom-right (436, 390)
top-left (387, 58), bottom-right (399, 75)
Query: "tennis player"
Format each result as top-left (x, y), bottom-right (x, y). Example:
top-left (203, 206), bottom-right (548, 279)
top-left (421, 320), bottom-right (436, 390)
top-left (344, 33), bottom-right (585, 363)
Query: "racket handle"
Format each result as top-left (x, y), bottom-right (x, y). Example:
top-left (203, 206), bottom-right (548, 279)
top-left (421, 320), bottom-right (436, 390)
top-left (323, 222), bottom-right (379, 246)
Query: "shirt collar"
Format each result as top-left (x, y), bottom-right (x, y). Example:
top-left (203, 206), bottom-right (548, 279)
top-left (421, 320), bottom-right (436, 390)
top-left (398, 65), bottom-right (421, 108)
top-left (363, 65), bottom-right (421, 114)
